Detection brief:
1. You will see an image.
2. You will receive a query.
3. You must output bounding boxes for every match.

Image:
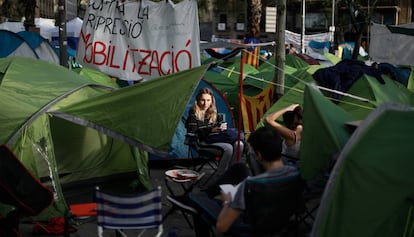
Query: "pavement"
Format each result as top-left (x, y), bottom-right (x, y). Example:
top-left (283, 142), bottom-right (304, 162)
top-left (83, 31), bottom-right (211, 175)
top-left (17, 159), bottom-right (316, 237)
top-left (18, 160), bottom-right (216, 237)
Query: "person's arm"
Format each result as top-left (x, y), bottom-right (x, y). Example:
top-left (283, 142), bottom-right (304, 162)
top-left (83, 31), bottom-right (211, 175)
top-left (186, 108), bottom-right (200, 134)
top-left (265, 104), bottom-right (299, 145)
top-left (216, 193), bottom-right (241, 233)
top-left (186, 109), bottom-right (220, 139)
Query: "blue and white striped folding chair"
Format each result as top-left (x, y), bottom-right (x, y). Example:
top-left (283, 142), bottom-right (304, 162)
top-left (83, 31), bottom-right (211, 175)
top-left (95, 186), bottom-right (163, 237)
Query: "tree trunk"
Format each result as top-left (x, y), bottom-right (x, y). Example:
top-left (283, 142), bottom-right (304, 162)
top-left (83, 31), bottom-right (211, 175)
top-left (247, 0), bottom-right (262, 38)
top-left (24, 0), bottom-right (37, 30)
top-left (345, 0), bottom-right (373, 60)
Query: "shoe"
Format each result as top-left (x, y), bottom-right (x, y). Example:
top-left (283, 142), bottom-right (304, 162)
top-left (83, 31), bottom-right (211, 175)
top-left (166, 195), bottom-right (198, 215)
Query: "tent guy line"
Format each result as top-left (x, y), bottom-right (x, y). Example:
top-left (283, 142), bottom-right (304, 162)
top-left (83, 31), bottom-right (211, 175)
top-left (215, 63), bottom-right (373, 108)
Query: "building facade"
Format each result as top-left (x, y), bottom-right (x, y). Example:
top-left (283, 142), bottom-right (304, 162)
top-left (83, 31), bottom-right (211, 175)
top-left (0, 0), bottom-right (411, 43)
top-left (203, 0), bottom-right (412, 43)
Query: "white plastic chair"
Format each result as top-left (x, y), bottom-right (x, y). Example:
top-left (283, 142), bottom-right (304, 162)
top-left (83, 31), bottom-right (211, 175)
top-left (95, 186), bottom-right (163, 237)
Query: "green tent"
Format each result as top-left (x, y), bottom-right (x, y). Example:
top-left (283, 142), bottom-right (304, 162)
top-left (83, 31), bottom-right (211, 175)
top-left (255, 81), bottom-right (355, 181)
top-left (300, 86), bottom-right (355, 180)
top-left (0, 57), bottom-right (206, 220)
top-left (312, 103), bottom-right (414, 237)
top-left (322, 52), bottom-right (341, 65)
top-left (255, 68), bottom-right (316, 128)
top-left (52, 64), bottom-right (207, 156)
top-left (0, 57), bottom-right (139, 220)
top-left (72, 67), bottom-right (120, 88)
top-left (338, 74), bottom-right (414, 120)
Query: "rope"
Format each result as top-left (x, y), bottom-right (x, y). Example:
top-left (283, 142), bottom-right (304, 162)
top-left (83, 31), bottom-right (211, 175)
top-left (215, 50), bottom-right (374, 111)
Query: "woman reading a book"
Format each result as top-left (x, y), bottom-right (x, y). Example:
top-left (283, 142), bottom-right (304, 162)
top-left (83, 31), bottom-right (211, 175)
top-left (185, 87), bottom-right (243, 177)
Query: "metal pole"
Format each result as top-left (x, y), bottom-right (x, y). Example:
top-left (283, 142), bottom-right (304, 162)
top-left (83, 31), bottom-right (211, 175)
top-left (273, 0), bottom-right (286, 100)
top-left (332, 0), bottom-right (335, 27)
top-left (58, 0), bottom-right (68, 67)
top-left (301, 0), bottom-right (306, 53)
top-left (329, 0), bottom-right (336, 52)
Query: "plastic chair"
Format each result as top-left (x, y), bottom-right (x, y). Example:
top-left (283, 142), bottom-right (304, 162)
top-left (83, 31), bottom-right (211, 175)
top-left (95, 186), bottom-right (163, 237)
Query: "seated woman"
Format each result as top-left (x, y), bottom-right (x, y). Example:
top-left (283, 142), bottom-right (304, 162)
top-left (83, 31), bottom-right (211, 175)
top-left (265, 104), bottom-right (303, 161)
top-left (185, 87), bottom-right (243, 177)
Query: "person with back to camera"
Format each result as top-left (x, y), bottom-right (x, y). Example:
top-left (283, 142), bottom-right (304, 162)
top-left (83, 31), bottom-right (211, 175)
top-left (167, 126), bottom-right (300, 237)
top-left (185, 87), bottom-right (244, 177)
top-left (265, 104), bottom-right (303, 161)
top-left (216, 126), bottom-right (300, 234)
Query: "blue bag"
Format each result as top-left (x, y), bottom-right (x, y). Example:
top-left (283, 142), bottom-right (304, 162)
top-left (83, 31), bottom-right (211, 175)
top-left (205, 128), bottom-right (239, 144)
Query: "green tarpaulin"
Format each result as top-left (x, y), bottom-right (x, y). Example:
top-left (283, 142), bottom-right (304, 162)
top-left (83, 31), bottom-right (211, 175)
top-left (312, 103), bottom-right (414, 237)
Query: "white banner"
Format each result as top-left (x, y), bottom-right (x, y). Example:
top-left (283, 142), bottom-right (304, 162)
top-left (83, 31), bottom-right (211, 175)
top-left (285, 30), bottom-right (330, 49)
top-left (77, 0), bottom-right (200, 81)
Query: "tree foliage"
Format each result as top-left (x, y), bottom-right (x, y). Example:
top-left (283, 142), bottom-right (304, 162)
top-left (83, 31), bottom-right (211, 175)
top-left (0, 0), bottom-right (25, 22)
top-left (341, 0), bottom-right (377, 59)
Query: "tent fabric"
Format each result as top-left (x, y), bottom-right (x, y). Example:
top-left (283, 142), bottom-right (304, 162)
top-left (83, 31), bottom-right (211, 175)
top-left (167, 78), bottom-right (235, 159)
top-left (312, 103), bottom-right (414, 237)
top-left (0, 57), bottom-right (150, 221)
top-left (0, 30), bottom-right (37, 58)
top-left (17, 31), bottom-right (59, 64)
top-left (204, 48), bottom-right (243, 59)
top-left (70, 65), bottom-right (227, 160)
top-left (322, 52), bottom-right (341, 65)
top-left (49, 17), bottom-right (83, 55)
top-left (369, 22), bottom-right (414, 66)
top-left (253, 66), bottom-right (318, 126)
top-left (338, 74), bottom-right (414, 120)
top-left (285, 54), bottom-right (310, 69)
top-left (51, 64), bottom-right (210, 157)
top-left (0, 30), bottom-right (58, 63)
top-left (0, 144), bottom-right (53, 216)
top-left (377, 62), bottom-right (410, 86)
top-left (313, 59), bottom-right (385, 100)
top-left (300, 86), bottom-right (355, 180)
top-left (73, 67), bottom-right (120, 88)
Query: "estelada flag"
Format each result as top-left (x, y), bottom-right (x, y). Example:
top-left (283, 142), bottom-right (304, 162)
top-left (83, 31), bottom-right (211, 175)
top-left (241, 83), bottom-right (274, 138)
top-left (243, 37), bottom-right (261, 68)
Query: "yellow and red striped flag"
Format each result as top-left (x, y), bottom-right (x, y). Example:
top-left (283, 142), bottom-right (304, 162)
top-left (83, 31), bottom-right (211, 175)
top-left (243, 36), bottom-right (261, 69)
top-left (241, 84), bottom-right (274, 138)
top-left (242, 47), bottom-right (260, 69)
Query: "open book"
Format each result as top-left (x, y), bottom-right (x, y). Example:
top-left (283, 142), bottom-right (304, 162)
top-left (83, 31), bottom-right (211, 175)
top-left (219, 183), bottom-right (241, 201)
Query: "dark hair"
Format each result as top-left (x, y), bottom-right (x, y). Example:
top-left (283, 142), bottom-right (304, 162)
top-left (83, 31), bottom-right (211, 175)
top-left (283, 106), bottom-right (303, 130)
top-left (247, 126), bottom-right (282, 162)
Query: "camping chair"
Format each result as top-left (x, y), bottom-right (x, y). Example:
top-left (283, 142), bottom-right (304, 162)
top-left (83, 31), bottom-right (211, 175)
top-left (95, 186), bottom-right (163, 237)
top-left (184, 132), bottom-right (223, 174)
top-left (183, 114), bottom-right (223, 175)
top-left (0, 144), bottom-right (54, 237)
top-left (188, 174), bottom-right (306, 237)
top-left (244, 174), bottom-right (306, 237)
